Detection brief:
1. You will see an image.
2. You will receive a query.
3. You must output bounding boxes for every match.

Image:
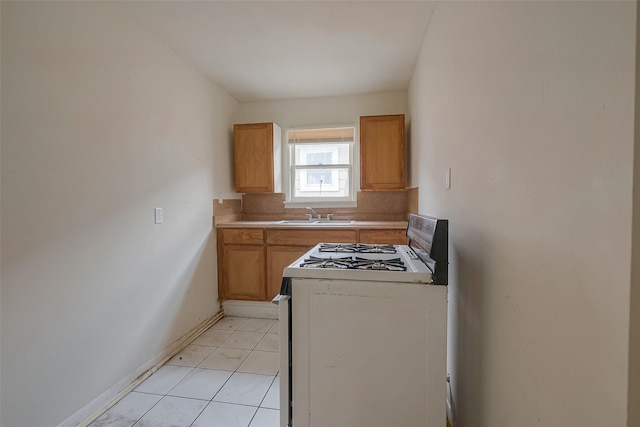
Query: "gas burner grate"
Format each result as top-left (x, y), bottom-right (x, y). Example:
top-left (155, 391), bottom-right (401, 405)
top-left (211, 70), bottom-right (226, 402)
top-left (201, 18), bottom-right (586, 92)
top-left (352, 257), bottom-right (407, 271)
top-left (300, 255), bottom-right (354, 269)
top-left (319, 243), bottom-right (397, 254)
top-left (300, 255), bottom-right (406, 271)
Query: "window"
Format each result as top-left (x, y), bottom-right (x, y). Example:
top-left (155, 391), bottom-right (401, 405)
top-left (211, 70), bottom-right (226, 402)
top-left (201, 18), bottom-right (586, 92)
top-left (286, 126), bottom-right (355, 205)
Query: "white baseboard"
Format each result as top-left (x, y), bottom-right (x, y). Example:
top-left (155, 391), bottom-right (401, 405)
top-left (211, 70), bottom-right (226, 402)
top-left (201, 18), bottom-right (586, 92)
top-left (222, 300), bottom-right (278, 319)
top-left (58, 368), bottom-right (142, 427)
top-left (58, 310), bottom-right (224, 427)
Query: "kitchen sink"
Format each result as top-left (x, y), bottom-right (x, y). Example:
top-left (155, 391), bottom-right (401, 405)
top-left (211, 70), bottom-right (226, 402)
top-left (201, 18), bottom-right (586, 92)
top-left (276, 219), bottom-right (355, 225)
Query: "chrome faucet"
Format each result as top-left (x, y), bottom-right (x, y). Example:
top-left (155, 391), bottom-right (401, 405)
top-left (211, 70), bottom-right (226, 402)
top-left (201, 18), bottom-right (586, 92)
top-left (306, 207), bottom-right (321, 220)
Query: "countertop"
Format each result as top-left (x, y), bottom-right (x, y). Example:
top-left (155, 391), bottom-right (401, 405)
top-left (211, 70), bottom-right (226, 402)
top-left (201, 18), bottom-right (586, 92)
top-left (216, 220), bottom-right (408, 229)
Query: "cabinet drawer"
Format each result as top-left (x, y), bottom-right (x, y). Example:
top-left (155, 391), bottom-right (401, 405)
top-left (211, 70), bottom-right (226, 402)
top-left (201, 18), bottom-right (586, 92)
top-left (359, 229), bottom-right (407, 245)
top-left (267, 229), bottom-right (357, 246)
top-left (222, 228), bottom-right (264, 245)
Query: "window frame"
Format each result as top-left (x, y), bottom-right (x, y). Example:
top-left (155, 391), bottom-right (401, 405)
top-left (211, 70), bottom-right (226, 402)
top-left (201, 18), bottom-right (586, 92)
top-left (283, 124), bottom-right (358, 208)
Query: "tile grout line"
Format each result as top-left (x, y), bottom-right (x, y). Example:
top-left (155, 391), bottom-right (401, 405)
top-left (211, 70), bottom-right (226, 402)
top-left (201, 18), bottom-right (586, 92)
top-left (198, 319), bottom-right (278, 426)
top-left (84, 311), bottom-right (224, 427)
top-left (257, 375), bottom-right (279, 409)
top-left (190, 318), bottom-right (272, 426)
top-left (93, 317), bottom-right (280, 427)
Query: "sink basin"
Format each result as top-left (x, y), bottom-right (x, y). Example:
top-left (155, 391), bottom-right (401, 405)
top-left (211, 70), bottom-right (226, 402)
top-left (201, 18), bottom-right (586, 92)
top-left (276, 219), bottom-right (355, 225)
top-left (313, 219), bottom-right (355, 224)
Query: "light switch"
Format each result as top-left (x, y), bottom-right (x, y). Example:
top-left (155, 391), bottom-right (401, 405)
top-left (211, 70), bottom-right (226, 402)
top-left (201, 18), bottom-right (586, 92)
top-left (154, 207), bottom-right (163, 224)
top-left (445, 168), bottom-right (451, 190)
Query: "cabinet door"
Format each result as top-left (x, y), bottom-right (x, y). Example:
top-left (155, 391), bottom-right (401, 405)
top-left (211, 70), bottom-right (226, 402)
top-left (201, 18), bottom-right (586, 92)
top-left (266, 245), bottom-right (313, 301)
top-left (360, 115), bottom-right (405, 190)
top-left (234, 123), bottom-right (275, 193)
top-left (223, 244), bottom-right (265, 300)
top-left (359, 229), bottom-right (407, 245)
top-left (267, 229), bottom-right (357, 246)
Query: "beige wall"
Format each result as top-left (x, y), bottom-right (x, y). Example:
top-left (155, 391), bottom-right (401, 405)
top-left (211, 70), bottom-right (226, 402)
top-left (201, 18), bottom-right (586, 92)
top-left (0, 2), bottom-right (237, 426)
top-left (629, 3), bottom-right (640, 426)
top-left (235, 91), bottom-right (408, 129)
top-left (409, 2), bottom-right (635, 427)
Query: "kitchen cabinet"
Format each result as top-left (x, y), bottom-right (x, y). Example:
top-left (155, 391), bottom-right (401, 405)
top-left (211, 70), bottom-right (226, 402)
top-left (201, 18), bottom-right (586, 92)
top-left (266, 229), bottom-right (357, 246)
top-left (218, 225), bottom-right (406, 302)
top-left (234, 122), bottom-right (282, 193)
top-left (222, 245), bottom-right (265, 300)
top-left (358, 228), bottom-right (407, 245)
top-left (218, 227), bottom-right (358, 302)
top-left (360, 114), bottom-right (405, 190)
top-left (265, 229), bottom-right (357, 300)
top-left (267, 246), bottom-right (312, 301)
top-left (217, 228), bottom-right (266, 300)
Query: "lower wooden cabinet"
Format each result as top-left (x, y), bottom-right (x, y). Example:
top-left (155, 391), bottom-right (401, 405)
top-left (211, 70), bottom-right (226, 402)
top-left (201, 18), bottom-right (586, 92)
top-left (266, 245), bottom-right (313, 301)
top-left (266, 229), bottom-right (357, 246)
top-left (358, 229), bottom-right (407, 245)
top-left (265, 229), bottom-right (357, 301)
top-left (222, 244), bottom-right (265, 300)
top-left (217, 226), bottom-right (406, 302)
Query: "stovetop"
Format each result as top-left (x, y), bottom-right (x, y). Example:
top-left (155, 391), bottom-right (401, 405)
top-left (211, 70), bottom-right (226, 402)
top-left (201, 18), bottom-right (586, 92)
top-left (283, 242), bottom-right (433, 283)
top-left (300, 255), bottom-right (407, 271)
top-left (318, 243), bottom-right (397, 254)
top-left (281, 213), bottom-right (448, 287)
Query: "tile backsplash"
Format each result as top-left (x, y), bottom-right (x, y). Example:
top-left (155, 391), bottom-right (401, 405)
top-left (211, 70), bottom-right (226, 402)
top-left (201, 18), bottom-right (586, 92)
top-left (214, 188), bottom-right (418, 224)
top-left (213, 199), bottom-right (242, 225)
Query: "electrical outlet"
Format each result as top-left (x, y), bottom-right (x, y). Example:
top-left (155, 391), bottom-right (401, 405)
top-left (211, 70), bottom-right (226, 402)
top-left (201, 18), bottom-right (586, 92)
top-left (154, 207), bottom-right (163, 224)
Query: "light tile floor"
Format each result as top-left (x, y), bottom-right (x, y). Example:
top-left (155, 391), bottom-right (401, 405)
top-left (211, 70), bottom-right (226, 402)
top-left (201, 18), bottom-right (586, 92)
top-left (89, 317), bottom-right (280, 427)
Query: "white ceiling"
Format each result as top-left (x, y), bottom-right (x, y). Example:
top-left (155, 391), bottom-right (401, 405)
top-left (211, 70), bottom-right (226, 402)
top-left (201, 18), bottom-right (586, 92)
top-left (116, 1), bottom-right (435, 102)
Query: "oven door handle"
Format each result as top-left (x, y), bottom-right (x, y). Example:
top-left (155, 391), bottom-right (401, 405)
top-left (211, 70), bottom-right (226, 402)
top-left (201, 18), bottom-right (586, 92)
top-left (271, 294), bottom-right (291, 305)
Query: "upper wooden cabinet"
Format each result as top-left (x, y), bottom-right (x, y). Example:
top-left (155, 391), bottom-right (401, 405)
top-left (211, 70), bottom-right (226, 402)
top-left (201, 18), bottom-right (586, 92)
top-left (234, 122), bottom-right (282, 193)
top-left (360, 114), bottom-right (405, 191)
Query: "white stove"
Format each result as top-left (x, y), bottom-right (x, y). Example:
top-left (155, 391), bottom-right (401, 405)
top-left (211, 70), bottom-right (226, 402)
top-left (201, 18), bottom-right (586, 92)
top-left (274, 214), bottom-right (449, 427)
top-left (283, 242), bottom-right (433, 283)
